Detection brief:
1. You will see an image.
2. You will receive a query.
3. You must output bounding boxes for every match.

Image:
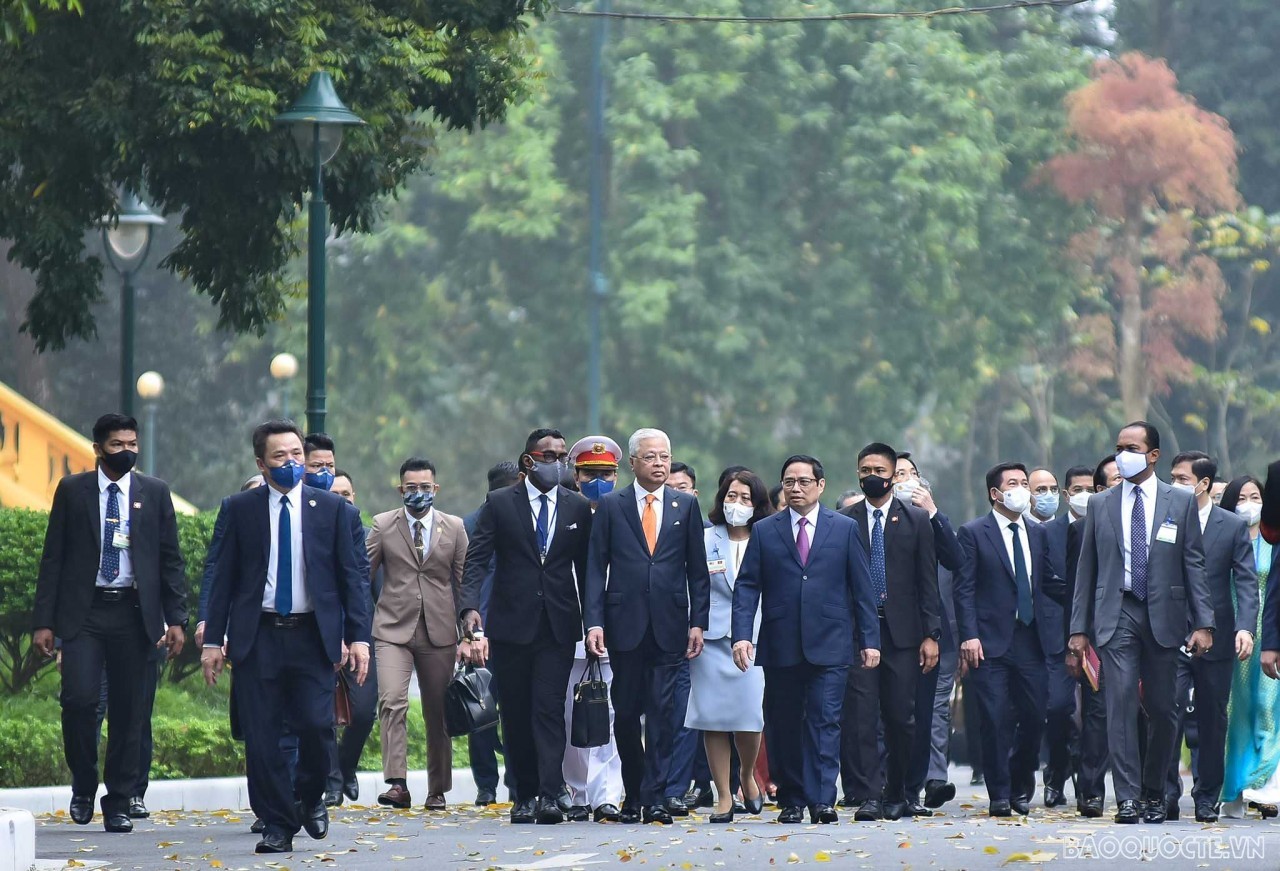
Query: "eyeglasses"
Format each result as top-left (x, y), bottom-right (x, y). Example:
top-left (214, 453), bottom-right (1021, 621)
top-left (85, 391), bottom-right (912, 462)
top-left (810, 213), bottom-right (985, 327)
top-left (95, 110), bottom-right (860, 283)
top-left (782, 477), bottom-right (818, 489)
top-left (1032, 485), bottom-right (1060, 495)
top-left (401, 484), bottom-right (437, 494)
top-left (632, 453), bottom-right (672, 465)
top-left (529, 452), bottom-right (569, 464)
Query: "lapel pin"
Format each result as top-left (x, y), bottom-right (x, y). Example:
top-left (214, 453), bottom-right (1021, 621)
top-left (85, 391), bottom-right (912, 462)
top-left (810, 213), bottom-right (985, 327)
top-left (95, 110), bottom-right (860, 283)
top-left (891, 516), bottom-right (900, 523)
top-left (671, 501), bottom-right (678, 508)
top-left (309, 499), bottom-right (317, 507)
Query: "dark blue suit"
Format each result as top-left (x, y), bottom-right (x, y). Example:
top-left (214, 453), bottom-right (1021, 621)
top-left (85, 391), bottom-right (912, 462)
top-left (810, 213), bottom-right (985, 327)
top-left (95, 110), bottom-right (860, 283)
top-left (205, 484), bottom-right (371, 839)
top-left (954, 512), bottom-right (1060, 803)
top-left (732, 507), bottom-right (879, 810)
top-left (584, 484), bottom-right (710, 808)
top-left (1036, 512), bottom-right (1078, 798)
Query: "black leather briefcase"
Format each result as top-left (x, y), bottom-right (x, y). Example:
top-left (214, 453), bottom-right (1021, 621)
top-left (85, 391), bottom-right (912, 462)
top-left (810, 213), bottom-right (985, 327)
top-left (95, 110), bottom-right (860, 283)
top-left (570, 655), bottom-right (611, 748)
top-left (445, 662), bottom-right (500, 736)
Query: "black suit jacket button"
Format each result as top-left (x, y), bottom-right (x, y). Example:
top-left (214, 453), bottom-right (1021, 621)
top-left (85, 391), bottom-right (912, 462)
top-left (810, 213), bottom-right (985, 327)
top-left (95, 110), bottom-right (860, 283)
top-left (536, 591), bottom-right (544, 598)
top-left (802, 575), bottom-right (808, 581)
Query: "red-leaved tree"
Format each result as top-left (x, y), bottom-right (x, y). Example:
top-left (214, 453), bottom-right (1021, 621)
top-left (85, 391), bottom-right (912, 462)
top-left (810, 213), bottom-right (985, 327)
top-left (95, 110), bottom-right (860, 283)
top-left (1044, 52), bottom-right (1240, 419)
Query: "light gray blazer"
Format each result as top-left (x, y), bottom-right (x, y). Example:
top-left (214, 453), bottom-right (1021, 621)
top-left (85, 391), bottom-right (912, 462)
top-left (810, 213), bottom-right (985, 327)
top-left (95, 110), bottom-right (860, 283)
top-left (704, 524), bottom-right (761, 641)
top-left (1069, 479), bottom-right (1213, 649)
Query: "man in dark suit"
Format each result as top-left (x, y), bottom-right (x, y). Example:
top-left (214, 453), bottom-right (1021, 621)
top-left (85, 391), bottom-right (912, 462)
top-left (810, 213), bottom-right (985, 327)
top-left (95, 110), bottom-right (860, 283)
top-left (461, 429), bottom-right (593, 825)
top-left (1029, 465), bottom-right (1091, 809)
top-left (1068, 421), bottom-right (1214, 825)
top-left (33, 413), bottom-right (188, 833)
top-left (838, 443), bottom-right (940, 822)
top-left (201, 420), bottom-right (371, 854)
top-left (1164, 451), bottom-right (1257, 822)
top-left (955, 462), bottom-right (1062, 817)
top-left (584, 427), bottom-right (711, 824)
top-left (731, 454), bottom-right (880, 824)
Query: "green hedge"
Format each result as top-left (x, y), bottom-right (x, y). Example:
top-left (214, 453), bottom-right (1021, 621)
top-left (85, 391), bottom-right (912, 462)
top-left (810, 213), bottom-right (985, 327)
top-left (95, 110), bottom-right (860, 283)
top-left (0, 507), bottom-right (217, 692)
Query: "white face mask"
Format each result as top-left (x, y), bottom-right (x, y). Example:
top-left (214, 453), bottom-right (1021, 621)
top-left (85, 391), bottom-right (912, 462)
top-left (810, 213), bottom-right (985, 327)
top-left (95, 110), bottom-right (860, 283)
top-left (1171, 482), bottom-right (1195, 495)
top-left (1068, 491), bottom-right (1091, 516)
top-left (1115, 450), bottom-right (1149, 480)
top-left (1237, 503), bottom-right (1262, 527)
top-left (893, 480), bottom-right (918, 501)
top-left (723, 502), bottom-right (753, 528)
top-left (997, 486), bottom-right (1032, 515)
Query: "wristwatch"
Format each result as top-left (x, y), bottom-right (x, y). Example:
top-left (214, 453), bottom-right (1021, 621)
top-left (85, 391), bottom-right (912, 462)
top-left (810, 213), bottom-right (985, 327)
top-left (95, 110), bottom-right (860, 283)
top-left (927, 629), bottom-right (941, 642)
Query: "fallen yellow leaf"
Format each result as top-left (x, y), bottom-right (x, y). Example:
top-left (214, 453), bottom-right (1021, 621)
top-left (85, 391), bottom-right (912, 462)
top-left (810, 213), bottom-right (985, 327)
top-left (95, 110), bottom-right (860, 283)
top-left (814, 850), bottom-right (832, 862)
top-left (985, 846), bottom-right (1000, 854)
top-left (787, 853), bottom-right (801, 864)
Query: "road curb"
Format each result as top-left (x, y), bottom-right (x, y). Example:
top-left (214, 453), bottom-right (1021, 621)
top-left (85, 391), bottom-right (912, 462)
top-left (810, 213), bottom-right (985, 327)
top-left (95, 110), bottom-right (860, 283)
top-left (0, 806), bottom-right (36, 871)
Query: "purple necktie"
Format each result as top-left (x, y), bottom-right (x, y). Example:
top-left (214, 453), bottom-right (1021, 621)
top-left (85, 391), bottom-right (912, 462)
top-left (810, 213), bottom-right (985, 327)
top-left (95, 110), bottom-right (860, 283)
top-left (796, 516), bottom-right (810, 566)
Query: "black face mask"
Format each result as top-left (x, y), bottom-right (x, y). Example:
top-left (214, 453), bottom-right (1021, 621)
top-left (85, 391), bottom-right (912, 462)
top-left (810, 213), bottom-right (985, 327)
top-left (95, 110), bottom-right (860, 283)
top-left (100, 449), bottom-right (138, 476)
top-left (859, 474), bottom-right (892, 500)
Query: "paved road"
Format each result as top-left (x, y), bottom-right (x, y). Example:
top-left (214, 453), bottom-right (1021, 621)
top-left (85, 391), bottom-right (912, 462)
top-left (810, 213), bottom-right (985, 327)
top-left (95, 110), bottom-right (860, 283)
top-left (33, 797), bottom-right (1280, 871)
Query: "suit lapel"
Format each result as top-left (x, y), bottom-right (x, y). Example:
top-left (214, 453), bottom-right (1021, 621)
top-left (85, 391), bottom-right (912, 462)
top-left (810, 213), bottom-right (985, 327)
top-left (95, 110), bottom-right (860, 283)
top-left (657, 486), bottom-right (680, 553)
top-left (257, 484), bottom-right (272, 568)
top-left (809, 507), bottom-right (836, 555)
top-left (773, 510), bottom-right (804, 568)
top-left (1151, 481), bottom-right (1173, 540)
top-left (617, 484), bottom-right (648, 551)
top-left (852, 505), bottom-right (870, 550)
top-left (396, 510), bottom-right (417, 561)
top-left (1107, 485), bottom-right (1124, 547)
top-left (83, 473), bottom-right (101, 547)
top-left (711, 526), bottom-right (738, 586)
top-left (300, 485), bottom-right (319, 576)
top-left (982, 514), bottom-right (1016, 580)
top-left (510, 483), bottom-right (542, 560)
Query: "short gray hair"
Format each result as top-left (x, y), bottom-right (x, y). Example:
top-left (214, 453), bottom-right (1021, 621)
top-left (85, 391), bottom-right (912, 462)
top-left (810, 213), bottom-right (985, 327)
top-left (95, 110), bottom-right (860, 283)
top-left (628, 428), bottom-right (671, 457)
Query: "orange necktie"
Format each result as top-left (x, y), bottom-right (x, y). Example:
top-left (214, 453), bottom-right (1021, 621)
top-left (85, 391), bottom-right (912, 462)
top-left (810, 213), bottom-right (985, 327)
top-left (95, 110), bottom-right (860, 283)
top-left (642, 494), bottom-right (658, 554)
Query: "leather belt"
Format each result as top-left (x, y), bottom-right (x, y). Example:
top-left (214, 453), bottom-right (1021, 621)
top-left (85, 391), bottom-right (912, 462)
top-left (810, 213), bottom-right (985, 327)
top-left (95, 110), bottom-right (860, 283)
top-left (93, 587), bottom-right (137, 603)
top-left (261, 612), bottom-right (315, 629)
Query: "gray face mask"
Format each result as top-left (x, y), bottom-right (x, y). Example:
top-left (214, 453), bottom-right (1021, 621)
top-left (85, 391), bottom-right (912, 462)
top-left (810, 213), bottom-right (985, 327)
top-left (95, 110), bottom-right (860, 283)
top-left (527, 459), bottom-right (569, 492)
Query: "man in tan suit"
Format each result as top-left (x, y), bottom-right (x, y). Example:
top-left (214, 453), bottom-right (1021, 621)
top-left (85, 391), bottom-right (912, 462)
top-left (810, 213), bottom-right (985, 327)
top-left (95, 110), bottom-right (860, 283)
top-left (368, 457), bottom-right (468, 810)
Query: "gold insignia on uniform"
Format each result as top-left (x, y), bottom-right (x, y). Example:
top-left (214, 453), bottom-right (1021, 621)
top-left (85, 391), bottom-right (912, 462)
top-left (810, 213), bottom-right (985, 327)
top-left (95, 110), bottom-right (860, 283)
top-left (592, 442), bottom-right (606, 454)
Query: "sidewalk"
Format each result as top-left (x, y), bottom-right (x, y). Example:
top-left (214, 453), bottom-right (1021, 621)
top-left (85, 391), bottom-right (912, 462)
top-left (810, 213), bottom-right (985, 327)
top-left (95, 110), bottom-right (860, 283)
top-left (0, 767), bottom-right (488, 816)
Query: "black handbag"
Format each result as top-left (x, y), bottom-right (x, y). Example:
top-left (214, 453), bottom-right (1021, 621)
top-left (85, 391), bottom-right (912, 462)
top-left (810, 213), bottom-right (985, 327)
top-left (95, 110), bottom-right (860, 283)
top-left (571, 655), bottom-right (611, 748)
top-left (445, 662), bottom-right (500, 736)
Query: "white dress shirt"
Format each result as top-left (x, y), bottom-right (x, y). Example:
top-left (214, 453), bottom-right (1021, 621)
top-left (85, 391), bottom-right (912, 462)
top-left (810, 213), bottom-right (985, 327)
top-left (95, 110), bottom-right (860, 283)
top-left (991, 509), bottom-right (1034, 581)
top-left (1120, 475), bottom-right (1159, 592)
top-left (404, 506), bottom-right (435, 560)
top-left (1198, 499), bottom-right (1212, 533)
top-left (635, 483), bottom-right (665, 533)
top-left (862, 498), bottom-right (892, 547)
top-left (790, 504), bottom-right (820, 544)
top-left (96, 467), bottom-right (134, 588)
top-left (263, 482), bottom-right (310, 614)
top-left (526, 479), bottom-right (558, 554)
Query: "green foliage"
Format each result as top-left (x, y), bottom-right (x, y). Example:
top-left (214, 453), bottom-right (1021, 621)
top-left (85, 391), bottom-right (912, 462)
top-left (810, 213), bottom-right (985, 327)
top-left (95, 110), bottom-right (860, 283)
top-left (0, 0), bottom-right (79, 44)
top-left (0, 507), bottom-right (216, 693)
top-left (0, 0), bottom-right (550, 351)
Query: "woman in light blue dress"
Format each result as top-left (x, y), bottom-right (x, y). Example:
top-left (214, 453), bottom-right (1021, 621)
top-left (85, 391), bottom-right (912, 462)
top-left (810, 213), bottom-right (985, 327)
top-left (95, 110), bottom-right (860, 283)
top-left (1221, 476), bottom-right (1280, 818)
top-left (686, 469), bottom-right (771, 822)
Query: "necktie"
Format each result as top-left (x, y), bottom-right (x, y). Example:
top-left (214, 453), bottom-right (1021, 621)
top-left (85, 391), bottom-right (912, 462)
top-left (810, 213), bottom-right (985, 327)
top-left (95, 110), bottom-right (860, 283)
top-left (100, 483), bottom-right (121, 581)
top-left (276, 494), bottom-right (292, 616)
top-left (1131, 488), bottom-right (1148, 601)
top-left (537, 494), bottom-right (550, 557)
top-left (796, 516), bottom-right (810, 566)
top-left (642, 494), bottom-right (658, 554)
top-left (871, 509), bottom-right (887, 603)
top-left (1010, 522), bottom-right (1033, 624)
top-left (413, 520), bottom-right (425, 563)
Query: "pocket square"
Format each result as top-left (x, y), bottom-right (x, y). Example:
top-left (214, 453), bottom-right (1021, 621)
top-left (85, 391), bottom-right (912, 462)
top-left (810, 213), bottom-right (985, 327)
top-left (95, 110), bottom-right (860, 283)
top-left (567, 522), bottom-right (579, 530)
top-left (673, 520), bottom-right (681, 526)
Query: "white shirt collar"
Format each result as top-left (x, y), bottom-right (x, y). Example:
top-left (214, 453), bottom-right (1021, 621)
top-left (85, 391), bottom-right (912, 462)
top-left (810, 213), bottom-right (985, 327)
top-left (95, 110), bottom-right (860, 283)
top-left (404, 506), bottom-right (435, 528)
top-left (1198, 500), bottom-right (1213, 531)
top-left (526, 478), bottom-right (558, 505)
top-left (636, 482), bottom-right (664, 500)
top-left (864, 497), bottom-right (892, 525)
top-left (991, 507), bottom-right (1027, 533)
top-left (1123, 474), bottom-right (1159, 504)
top-left (790, 504), bottom-right (820, 527)
top-left (97, 466), bottom-right (132, 497)
top-left (269, 481), bottom-right (304, 506)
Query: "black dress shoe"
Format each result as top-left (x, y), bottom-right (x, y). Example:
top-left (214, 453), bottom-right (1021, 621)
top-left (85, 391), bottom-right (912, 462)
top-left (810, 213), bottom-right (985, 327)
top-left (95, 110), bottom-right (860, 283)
top-left (536, 796), bottom-right (564, 824)
top-left (854, 798), bottom-right (882, 821)
top-left (298, 801), bottom-right (329, 839)
top-left (778, 806), bottom-right (806, 824)
top-left (1043, 786), bottom-right (1065, 808)
top-left (1142, 798), bottom-right (1166, 824)
top-left (1010, 795), bottom-right (1031, 816)
top-left (709, 808), bottom-right (735, 824)
top-left (643, 805), bottom-right (673, 824)
top-left (594, 803), bottom-right (621, 823)
top-left (323, 789), bottom-right (342, 808)
top-left (924, 780), bottom-right (956, 809)
top-left (743, 794), bottom-right (763, 815)
top-left (1114, 799), bottom-right (1141, 824)
top-left (566, 804), bottom-right (590, 822)
top-left (882, 800), bottom-right (907, 821)
top-left (685, 785), bottom-right (714, 808)
top-left (250, 817), bottom-right (266, 833)
top-left (69, 795), bottom-right (93, 825)
top-left (733, 797), bottom-right (746, 814)
top-left (971, 771), bottom-right (985, 786)
top-left (809, 804), bottom-right (838, 824)
top-left (989, 800), bottom-right (1012, 817)
top-left (511, 799), bottom-right (538, 824)
top-left (475, 788), bottom-right (497, 806)
top-left (103, 812), bottom-right (133, 833)
top-left (839, 795), bottom-right (861, 809)
top-left (619, 803), bottom-right (641, 824)
top-left (1165, 797), bottom-right (1180, 821)
top-left (662, 796), bottom-right (690, 817)
top-left (907, 800), bottom-right (933, 817)
top-left (1194, 801), bottom-right (1219, 823)
top-left (255, 833), bottom-right (293, 854)
top-left (127, 797), bottom-right (149, 819)
top-left (342, 776), bottom-right (360, 803)
top-left (555, 786), bottom-right (574, 814)
top-left (1080, 796), bottom-right (1103, 818)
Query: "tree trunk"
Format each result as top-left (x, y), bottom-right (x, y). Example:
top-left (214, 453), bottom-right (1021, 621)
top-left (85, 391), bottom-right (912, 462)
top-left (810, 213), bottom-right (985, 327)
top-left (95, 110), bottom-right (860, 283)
top-left (1117, 229), bottom-right (1148, 420)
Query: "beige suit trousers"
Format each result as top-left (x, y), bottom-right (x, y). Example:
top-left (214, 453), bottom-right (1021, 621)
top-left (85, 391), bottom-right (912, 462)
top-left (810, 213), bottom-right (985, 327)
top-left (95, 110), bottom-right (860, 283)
top-left (376, 614), bottom-right (455, 794)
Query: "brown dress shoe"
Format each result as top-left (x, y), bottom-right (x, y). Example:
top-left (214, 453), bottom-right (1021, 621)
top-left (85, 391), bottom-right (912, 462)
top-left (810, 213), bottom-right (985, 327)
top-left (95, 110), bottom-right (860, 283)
top-left (377, 784), bottom-right (412, 809)
top-left (424, 793), bottom-right (446, 811)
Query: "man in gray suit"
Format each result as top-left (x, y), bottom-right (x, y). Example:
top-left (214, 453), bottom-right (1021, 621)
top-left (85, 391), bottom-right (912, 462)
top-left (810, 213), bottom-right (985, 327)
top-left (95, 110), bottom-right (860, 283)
top-left (1067, 421), bottom-right (1214, 825)
top-left (1164, 451), bottom-right (1256, 823)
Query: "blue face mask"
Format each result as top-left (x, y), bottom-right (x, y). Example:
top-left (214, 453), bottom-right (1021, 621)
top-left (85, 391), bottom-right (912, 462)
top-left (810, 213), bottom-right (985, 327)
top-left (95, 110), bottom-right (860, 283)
top-left (267, 459), bottom-right (305, 489)
top-left (304, 469), bottom-right (334, 491)
top-left (1033, 492), bottom-right (1059, 518)
top-left (580, 477), bottom-right (615, 502)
